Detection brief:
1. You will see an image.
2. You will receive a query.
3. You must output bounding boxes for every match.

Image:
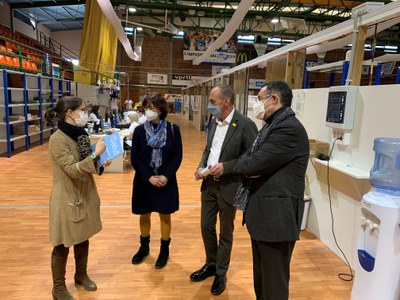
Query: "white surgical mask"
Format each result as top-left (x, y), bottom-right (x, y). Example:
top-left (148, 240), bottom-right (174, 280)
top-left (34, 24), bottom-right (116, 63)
top-left (74, 111), bottom-right (88, 127)
top-left (145, 109), bottom-right (159, 121)
top-left (252, 101), bottom-right (266, 120)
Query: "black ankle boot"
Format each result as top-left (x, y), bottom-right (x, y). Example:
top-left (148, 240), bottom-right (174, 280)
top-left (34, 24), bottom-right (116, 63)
top-left (132, 235), bottom-right (150, 264)
top-left (155, 238), bottom-right (170, 269)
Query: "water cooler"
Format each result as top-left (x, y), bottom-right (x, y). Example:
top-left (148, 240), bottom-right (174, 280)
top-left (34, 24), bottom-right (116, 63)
top-left (351, 138), bottom-right (400, 300)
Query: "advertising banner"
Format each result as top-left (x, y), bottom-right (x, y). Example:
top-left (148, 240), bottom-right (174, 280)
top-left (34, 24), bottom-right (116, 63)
top-left (183, 50), bottom-right (236, 64)
top-left (172, 74), bottom-right (208, 86)
top-left (183, 30), bottom-right (237, 64)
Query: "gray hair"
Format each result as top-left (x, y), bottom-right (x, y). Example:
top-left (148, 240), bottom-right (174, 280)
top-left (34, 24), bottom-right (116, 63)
top-left (128, 111), bottom-right (139, 123)
top-left (216, 85), bottom-right (235, 105)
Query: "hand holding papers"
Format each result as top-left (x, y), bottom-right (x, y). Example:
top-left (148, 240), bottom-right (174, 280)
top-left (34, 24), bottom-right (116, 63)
top-left (92, 132), bottom-right (124, 167)
top-left (194, 165), bottom-right (212, 181)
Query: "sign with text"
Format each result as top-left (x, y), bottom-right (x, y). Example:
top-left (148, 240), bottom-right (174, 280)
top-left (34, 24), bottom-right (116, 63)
top-left (147, 73), bottom-right (168, 85)
top-left (172, 74), bottom-right (208, 86)
top-left (248, 79), bottom-right (266, 90)
top-left (212, 65), bottom-right (229, 75)
top-left (183, 50), bottom-right (236, 64)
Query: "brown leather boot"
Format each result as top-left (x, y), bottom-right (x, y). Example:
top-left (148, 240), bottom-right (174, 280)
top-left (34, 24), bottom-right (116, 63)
top-left (74, 241), bottom-right (97, 291)
top-left (51, 254), bottom-right (75, 300)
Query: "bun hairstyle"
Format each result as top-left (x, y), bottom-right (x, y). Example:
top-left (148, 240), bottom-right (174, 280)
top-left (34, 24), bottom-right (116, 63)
top-left (44, 96), bottom-right (84, 124)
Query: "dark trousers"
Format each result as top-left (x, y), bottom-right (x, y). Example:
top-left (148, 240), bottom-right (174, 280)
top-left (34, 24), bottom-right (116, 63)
top-left (201, 178), bottom-right (236, 275)
top-left (251, 238), bottom-right (296, 300)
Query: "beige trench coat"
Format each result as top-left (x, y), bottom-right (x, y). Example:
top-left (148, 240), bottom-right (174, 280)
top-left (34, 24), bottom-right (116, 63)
top-left (48, 130), bottom-right (102, 247)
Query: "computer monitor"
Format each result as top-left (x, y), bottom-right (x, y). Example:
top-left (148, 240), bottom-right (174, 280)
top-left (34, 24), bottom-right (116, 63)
top-left (325, 86), bottom-right (358, 130)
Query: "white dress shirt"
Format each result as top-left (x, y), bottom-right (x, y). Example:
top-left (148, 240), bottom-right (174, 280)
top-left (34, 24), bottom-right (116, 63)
top-left (207, 109), bottom-right (234, 167)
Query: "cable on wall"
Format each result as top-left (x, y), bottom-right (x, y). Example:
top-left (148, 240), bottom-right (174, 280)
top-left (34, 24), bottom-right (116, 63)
top-left (327, 137), bottom-right (355, 282)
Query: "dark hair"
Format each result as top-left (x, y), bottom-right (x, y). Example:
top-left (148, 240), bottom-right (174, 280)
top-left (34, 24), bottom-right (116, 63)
top-left (142, 96), bottom-right (151, 108)
top-left (149, 93), bottom-right (168, 120)
top-left (217, 85), bottom-right (235, 104)
top-left (262, 80), bottom-right (293, 107)
top-left (91, 105), bottom-right (99, 115)
top-left (44, 96), bottom-right (84, 124)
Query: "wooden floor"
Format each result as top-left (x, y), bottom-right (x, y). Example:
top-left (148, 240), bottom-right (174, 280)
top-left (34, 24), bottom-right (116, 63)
top-left (0, 114), bottom-right (353, 299)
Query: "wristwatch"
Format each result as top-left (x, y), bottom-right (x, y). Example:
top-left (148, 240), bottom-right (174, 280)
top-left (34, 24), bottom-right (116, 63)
top-left (91, 152), bottom-right (100, 162)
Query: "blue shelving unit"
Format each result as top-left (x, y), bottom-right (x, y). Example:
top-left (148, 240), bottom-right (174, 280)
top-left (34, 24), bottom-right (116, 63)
top-left (0, 68), bottom-right (76, 157)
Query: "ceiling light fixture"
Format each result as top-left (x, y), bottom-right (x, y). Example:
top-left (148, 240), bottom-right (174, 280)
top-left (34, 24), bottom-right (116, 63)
top-left (129, 7), bottom-right (137, 13)
top-left (271, 18), bottom-right (279, 24)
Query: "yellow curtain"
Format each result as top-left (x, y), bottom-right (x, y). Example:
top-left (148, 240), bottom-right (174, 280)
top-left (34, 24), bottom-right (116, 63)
top-left (75, 0), bottom-right (118, 85)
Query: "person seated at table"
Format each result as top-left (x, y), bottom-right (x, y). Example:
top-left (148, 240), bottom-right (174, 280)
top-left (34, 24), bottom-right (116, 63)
top-left (138, 97), bottom-right (150, 124)
top-left (125, 111), bottom-right (140, 148)
top-left (89, 105), bottom-right (101, 132)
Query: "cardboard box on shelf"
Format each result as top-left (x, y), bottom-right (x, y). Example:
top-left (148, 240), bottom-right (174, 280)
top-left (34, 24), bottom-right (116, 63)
top-left (8, 74), bottom-right (24, 88)
top-left (309, 139), bottom-right (330, 158)
top-left (12, 125), bottom-right (26, 135)
top-left (8, 115), bottom-right (25, 122)
top-left (27, 114), bottom-right (39, 120)
top-left (13, 124), bottom-right (40, 135)
top-left (30, 125), bottom-right (40, 134)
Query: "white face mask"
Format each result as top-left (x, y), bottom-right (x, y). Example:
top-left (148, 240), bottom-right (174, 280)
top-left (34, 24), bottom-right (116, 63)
top-left (145, 109), bottom-right (159, 121)
top-left (252, 101), bottom-right (266, 120)
top-left (74, 111), bottom-right (89, 127)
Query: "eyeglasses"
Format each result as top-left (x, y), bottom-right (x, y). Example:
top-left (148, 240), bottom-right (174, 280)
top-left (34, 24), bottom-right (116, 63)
top-left (145, 106), bottom-right (157, 111)
top-left (257, 94), bottom-right (272, 102)
top-left (75, 107), bottom-right (88, 114)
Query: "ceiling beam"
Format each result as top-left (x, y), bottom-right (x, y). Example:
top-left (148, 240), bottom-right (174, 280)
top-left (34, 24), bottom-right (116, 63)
top-left (9, 0), bottom-right (85, 9)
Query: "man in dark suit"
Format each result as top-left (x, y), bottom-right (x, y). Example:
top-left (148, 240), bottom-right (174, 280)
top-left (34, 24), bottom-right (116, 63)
top-left (190, 85), bottom-right (257, 295)
top-left (234, 80), bottom-right (309, 300)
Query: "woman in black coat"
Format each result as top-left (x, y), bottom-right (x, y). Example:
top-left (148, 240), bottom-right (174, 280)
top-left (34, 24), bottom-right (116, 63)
top-left (130, 93), bottom-right (183, 269)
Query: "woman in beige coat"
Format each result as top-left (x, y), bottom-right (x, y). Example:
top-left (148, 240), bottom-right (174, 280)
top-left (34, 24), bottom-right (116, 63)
top-left (45, 97), bottom-right (110, 300)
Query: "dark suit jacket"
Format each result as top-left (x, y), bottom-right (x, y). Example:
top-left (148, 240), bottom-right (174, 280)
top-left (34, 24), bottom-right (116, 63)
top-left (198, 110), bottom-right (258, 204)
top-left (234, 113), bottom-right (309, 242)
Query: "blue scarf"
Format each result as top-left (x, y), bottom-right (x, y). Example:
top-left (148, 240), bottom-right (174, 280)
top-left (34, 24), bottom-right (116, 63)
top-left (144, 119), bottom-right (167, 173)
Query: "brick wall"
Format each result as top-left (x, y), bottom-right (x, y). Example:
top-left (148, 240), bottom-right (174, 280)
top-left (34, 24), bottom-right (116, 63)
top-left (118, 35), bottom-right (215, 96)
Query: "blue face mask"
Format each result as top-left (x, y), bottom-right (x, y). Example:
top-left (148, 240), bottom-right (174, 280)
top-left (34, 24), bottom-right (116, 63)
top-left (207, 103), bottom-right (222, 117)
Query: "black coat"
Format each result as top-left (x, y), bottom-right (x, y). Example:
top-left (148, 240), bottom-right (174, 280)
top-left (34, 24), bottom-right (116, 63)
top-left (131, 121), bottom-right (183, 214)
top-left (234, 113), bottom-right (309, 242)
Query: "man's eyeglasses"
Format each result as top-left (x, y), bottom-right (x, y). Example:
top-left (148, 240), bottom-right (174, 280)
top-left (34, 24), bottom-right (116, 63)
top-left (257, 94), bottom-right (272, 102)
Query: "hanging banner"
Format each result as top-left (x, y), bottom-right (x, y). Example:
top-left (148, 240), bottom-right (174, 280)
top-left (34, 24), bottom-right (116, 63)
top-left (183, 29), bottom-right (237, 64)
top-left (183, 50), bottom-right (236, 64)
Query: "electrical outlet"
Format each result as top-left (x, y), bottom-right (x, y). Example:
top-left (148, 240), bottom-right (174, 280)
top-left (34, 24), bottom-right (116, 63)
top-left (340, 132), bottom-right (351, 145)
top-left (331, 128), bottom-right (351, 145)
